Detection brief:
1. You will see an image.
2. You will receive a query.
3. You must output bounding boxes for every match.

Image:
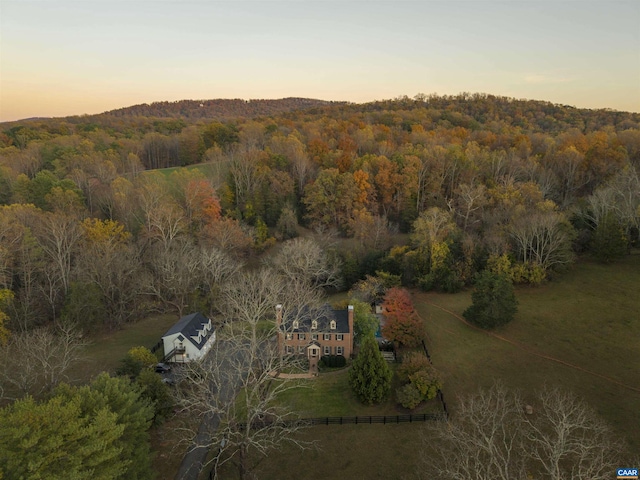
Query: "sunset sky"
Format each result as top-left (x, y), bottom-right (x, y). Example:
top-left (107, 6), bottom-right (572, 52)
top-left (1, 0), bottom-right (639, 122)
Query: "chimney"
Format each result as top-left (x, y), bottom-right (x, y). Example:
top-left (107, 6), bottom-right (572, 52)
top-left (276, 304), bottom-right (284, 358)
top-left (348, 305), bottom-right (354, 334)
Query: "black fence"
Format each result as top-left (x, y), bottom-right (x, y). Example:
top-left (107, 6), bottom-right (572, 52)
top-left (306, 413), bottom-right (446, 425)
top-left (421, 339), bottom-right (449, 419)
top-left (237, 413), bottom-right (446, 431)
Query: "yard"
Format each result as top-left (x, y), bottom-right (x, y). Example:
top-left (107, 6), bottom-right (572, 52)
top-left (72, 254), bottom-right (640, 480)
top-left (245, 254), bottom-right (640, 479)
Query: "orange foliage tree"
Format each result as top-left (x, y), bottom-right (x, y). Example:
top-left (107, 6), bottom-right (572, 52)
top-left (381, 288), bottom-right (424, 348)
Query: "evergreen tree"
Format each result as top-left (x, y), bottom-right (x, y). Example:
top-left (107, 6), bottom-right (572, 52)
top-left (349, 334), bottom-right (392, 404)
top-left (591, 214), bottom-right (628, 263)
top-left (463, 271), bottom-right (518, 329)
top-left (350, 298), bottom-right (380, 344)
top-left (0, 396), bottom-right (126, 480)
top-left (56, 373), bottom-right (155, 479)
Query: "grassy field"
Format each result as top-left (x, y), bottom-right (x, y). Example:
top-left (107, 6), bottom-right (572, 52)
top-left (212, 368), bottom-right (439, 480)
top-left (276, 367), bottom-right (442, 418)
top-left (70, 313), bottom-right (176, 382)
top-left (419, 254), bottom-right (640, 450)
top-left (243, 254), bottom-right (640, 479)
top-left (76, 254), bottom-right (640, 479)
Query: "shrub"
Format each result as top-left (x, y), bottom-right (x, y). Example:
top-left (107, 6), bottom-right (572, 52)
top-left (320, 355), bottom-right (346, 368)
top-left (395, 351), bottom-right (442, 408)
top-left (397, 383), bottom-right (423, 409)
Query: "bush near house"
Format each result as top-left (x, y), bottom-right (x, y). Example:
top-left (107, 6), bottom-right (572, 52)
top-left (320, 355), bottom-right (347, 368)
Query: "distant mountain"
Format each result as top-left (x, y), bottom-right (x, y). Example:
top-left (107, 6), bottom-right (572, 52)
top-left (102, 97), bottom-right (344, 120)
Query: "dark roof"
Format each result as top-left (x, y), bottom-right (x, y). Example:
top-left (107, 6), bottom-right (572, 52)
top-left (163, 312), bottom-right (214, 349)
top-left (283, 304), bottom-right (350, 334)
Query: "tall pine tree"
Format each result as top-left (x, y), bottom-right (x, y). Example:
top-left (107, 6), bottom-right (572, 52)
top-left (349, 334), bottom-right (392, 404)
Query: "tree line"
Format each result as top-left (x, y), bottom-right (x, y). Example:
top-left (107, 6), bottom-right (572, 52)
top-left (0, 93), bottom-right (638, 337)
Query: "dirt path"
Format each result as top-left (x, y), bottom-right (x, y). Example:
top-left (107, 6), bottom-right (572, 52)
top-left (422, 300), bottom-right (640, 394)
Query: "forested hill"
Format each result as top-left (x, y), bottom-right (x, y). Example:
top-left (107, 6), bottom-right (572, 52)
top-left (99, 97), bottom-right (340, 120)
top-left (1, 90), bottom-right (639, 336)
top-left (2, 93), bottom-right (638, 136)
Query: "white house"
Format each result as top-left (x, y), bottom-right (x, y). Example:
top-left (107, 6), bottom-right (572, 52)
top-left (161, 312), bottom-right (216, 363)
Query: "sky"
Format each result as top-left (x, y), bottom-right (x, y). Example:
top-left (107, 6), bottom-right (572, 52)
top-left (1, 0), bottom-right (639, 122)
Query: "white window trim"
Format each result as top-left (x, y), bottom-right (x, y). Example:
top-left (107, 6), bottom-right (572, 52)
top-left (336, 334), bottom-right (344, 341)
top-left (323, 333), bottom-right (331, 341)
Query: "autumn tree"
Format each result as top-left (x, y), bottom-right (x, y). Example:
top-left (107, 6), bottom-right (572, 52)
top-left (116, 346), bottom-right (158, 378)
top-left (199, 217), bottom-right (254, 257)
top-left (0, 290), bottom-right (12, 346)
top-left (350, 272), bottom-right (400, 305)
top-left (381, 288), bottom-right (424, 348)
top-left (396, 352), bottom-right (442, 409)
top-left (349, 334), bottom-right (392, 405)
top-left (76, 218), bottom-right (142, 328)
top-left (303, 168), bottom-right (359, 232)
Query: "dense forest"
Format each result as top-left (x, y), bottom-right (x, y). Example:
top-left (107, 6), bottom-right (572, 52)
top-left (1, 93), bottom-right (639, 337)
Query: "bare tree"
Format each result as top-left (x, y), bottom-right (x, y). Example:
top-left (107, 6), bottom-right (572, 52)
top-left (509, 210), bottom-right (575, 273)
top-left (143, 239), bottom-right (240, 316)
top-left (0, 322), bottom-right (86, 400)
top-left (452, 183), bottom-right (487, 232)
top-left (525, 387), bottom-right (628, 480)
top-left (423, 382), bottom-right (526, 480)
top-left (422, 383), bottom-right (635, 480)
top-left (33, 210), bottom-right (83, 317)
top-left (268, 237), bottom-right (342, 290)
top-left (586, 163), bottom-right (640, 236)
top-left (173, 269), bottom-right (315, 480)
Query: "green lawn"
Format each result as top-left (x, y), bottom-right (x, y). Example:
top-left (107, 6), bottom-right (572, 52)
top-left (247, 254), bottom-right (640, 479)
top-left (418, 254), bottom-right (640, 450)
top-left (276, 367), bottom-right (442, 418)
top-left (70, 313), bottom-right (176, 383)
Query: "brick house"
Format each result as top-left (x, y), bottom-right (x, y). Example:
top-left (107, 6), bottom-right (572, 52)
top-left (276, 304), bottom-right (354, 370)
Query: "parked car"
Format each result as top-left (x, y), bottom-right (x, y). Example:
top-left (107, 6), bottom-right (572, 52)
top-left (155, 363), bottom-right (171, 373)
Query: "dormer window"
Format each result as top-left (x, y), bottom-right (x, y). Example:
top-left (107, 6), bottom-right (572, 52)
top-left (330, 320), bottom-right (336, 330)
top-left (311, 320), bottom-right (317, 330)
top-left (293, 320), bottom-right (299, 329)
